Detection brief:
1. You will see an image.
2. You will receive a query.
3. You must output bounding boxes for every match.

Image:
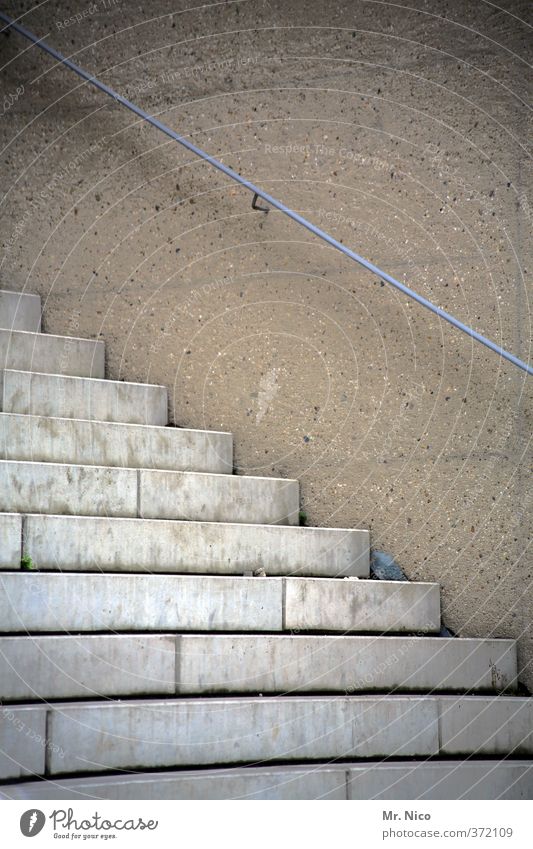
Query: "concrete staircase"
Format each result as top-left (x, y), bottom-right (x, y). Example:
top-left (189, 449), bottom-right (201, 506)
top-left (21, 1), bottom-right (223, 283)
top-left (0, 287), bottom-right (531, 800)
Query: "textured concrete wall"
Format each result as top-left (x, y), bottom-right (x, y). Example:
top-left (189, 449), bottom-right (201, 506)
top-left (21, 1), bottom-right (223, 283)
top-left (1, 1), bottom-right (531, 684)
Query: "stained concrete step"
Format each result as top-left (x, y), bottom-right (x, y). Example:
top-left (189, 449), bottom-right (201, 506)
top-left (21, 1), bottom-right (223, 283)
top-left (3, 761), bottom-right (531, 800)
top-left (0, 513), bottom-right (20, 568)
top-left (1, 369), bottom-right (168, 425)
top-left (0, 634), bottom-right (516, 701)
top-left (0, 413), bottom-right (232, 473)
top-left (0, 573), bottom-right (440, 633)
top-left (347, 760), bottom-right (533, 800)
top-left (0, 330), bottom-right (104, 377)
top-left (13, 513), bottom-right (370, 577)
top-left (1, 696), bottom-right (531, 779)
top-left (0, 461), bottom-right (299, 524)
top-left (0, 290), bottom-right (41, 332)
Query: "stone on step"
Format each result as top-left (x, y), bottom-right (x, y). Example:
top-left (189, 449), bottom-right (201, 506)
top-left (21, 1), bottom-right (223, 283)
top-left (284, 575), bottom-right (440, 632)
top-left (0, 512), bottom-right (21, 569)
top-left (0, 289), bottom-right (41, 332)
top-left (0, 329), bottom-right (104, 377)
top-left (0, 573), bottom-right (435, 633)
top-left (0, 573), bottom-right (283, 632)
top-left (0, 633), bottom-right (514, 700)
top-left (0, 413), bottom-right (232, 473)
top-left (1, 369), bottom-right (167, 425)
top-left (3, 761), bottom-right (532, 800)
top-left (0, 461), bottom-right (137, 517)
top-left (22, 514), bottom-right (369, 577)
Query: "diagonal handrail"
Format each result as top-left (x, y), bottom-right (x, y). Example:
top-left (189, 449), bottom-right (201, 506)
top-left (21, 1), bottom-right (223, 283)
top-left (1, 10), bottom-right (531, 376)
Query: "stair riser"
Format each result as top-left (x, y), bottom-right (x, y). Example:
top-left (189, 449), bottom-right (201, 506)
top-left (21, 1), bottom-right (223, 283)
top-left (0, 414), bottom-right (232, 473)
top-left (0, 462), bottom-right (137, 518)
top-left (0, 635), bottom-right (517, 701)
top-left (139, 469), bottom-right (299, 524)
top-left (0, 291), bottom-right (41, 332)
top-left (0, 697), bottom-right (439, 778)
top-left (175, 635), bottom-right (517, 695)
top-left (1, 370), bottom-right (168, 425)
top-left (0, 574), bottom-right (282, 633)
top-left (2, 696), bottom-right (531, 780)
top-left (0, 574), bottom-right (440, 634)
top-left (0, 462), bottom-right (299, 524)
top-left (3, 762), bottom-right (532, 800)
top-left (284, 577), bottom-right (439, 631)
top-left (0, 330), bottom-right (104, 378)
top-left (20, 514), bottom-right (370, 577)
top-left (0, 636), bottom-right (175, 700)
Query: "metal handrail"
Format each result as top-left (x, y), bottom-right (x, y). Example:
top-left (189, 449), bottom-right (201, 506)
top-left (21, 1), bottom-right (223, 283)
top-left (1, 10), bottom-right (531, 376)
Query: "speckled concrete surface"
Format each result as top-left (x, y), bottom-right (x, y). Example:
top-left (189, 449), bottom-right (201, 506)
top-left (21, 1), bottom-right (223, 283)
top-left (1, 1), bottom-right (531, 685)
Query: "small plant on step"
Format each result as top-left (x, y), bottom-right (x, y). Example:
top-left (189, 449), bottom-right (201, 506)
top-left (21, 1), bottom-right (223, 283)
top-left (21, 553), bottom-right (37, 570)
top-left (299, 510), bottom-right (307, 526)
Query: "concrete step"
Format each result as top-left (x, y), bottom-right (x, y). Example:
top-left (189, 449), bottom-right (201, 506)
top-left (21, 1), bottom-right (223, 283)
top-left (18, 513), bottom-right (370, 577)
top-left (0, 573), bottom-right (440, 633)
top-left (3, 761), bottom-right (531, 800)
top-left (0, 634), bottom-right (516, 701)
top-left (0, 461), bottom-right (299, 524)
top-left (1, 369), bottom-right (168, 425)
top-left (0, 289), bottom-right (41, 332)
top-left (1, 696), bottom-right (531, 779)
top-left (347, 760), bottom-right (533, 800)
top-left (0, 330), bottom-right (104, 377)
top-left (0, 413), bottom-right (232, 473)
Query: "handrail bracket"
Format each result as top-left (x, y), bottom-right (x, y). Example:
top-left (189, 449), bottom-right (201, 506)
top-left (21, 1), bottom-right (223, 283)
top-left (252, 193), bottom-right (269, 213)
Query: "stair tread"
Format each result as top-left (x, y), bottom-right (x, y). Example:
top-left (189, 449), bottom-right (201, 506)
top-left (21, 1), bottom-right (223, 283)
top-left (0, 410), bottom-right (231, 436)
top-left (2, 367), bottom-right (166, 390)
top-left (2, 761), bottom-right (532, 800)
top-left (0, 457), bottom-right (293, 480)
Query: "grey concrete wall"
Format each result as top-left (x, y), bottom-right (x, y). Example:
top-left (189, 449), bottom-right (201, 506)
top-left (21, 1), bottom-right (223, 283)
top-left (1, 1), bottom-right (531, 684)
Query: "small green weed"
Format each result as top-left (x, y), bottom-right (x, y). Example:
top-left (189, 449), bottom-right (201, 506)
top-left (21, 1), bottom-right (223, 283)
top-left (21, 554), bottom-right (37, 571)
